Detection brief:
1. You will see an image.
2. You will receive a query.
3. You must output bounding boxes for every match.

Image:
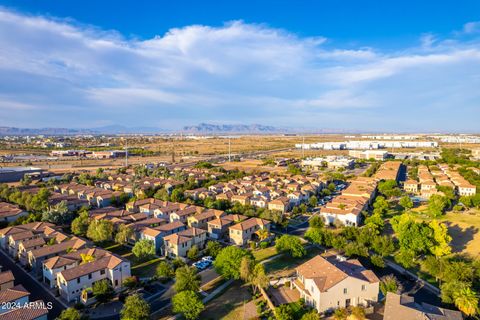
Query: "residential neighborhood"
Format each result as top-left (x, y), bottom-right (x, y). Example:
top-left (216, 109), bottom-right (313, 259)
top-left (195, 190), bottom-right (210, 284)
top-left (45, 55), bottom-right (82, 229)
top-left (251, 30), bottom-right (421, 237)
top-left (1, 1), bottom-right (480, 319)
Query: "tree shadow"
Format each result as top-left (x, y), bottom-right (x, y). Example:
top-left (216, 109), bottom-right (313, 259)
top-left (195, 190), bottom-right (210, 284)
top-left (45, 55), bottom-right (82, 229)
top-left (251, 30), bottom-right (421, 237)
top-left (444, 221), bottom-right (478, 253)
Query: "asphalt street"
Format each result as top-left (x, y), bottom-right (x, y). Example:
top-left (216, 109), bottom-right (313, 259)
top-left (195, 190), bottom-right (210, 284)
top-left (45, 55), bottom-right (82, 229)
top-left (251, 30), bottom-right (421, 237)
top-left (0, 249), bottom-right (66, 319)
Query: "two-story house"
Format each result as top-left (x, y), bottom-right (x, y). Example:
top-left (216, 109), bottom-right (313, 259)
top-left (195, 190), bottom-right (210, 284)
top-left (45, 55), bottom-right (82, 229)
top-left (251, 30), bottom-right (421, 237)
top-left (228, 218), bottom-right (271, 246)
top-left (292, 255), bottom-right (379, 314)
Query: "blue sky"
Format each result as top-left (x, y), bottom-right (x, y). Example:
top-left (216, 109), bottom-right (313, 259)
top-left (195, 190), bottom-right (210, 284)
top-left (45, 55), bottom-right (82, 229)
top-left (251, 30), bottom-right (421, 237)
top-left (0, 1), bottom-right (479, 132)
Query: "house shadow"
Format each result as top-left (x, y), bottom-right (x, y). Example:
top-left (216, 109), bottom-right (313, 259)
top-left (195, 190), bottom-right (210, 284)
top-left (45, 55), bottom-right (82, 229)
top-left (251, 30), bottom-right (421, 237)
top-left (444, 222), bottom-right (478, 254)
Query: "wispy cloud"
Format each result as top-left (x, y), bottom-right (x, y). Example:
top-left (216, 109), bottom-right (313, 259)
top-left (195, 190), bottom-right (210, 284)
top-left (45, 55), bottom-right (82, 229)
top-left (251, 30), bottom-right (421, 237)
top-left (463, 21), bottom-right (480, 34)
top-left (0, 7), bottom-right (479, 131)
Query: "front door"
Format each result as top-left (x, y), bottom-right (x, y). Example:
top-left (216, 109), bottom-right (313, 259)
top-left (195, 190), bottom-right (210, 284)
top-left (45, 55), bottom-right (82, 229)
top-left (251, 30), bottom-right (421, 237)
top-left (345, 299), bottom-right (351, 308)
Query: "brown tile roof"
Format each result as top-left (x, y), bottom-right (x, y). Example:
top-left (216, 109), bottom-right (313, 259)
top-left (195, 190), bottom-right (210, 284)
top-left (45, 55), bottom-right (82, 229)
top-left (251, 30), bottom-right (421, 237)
top-left (384, 293), bottom-right (462, 320)
top-left (296, 255), bottom-right (379, 292)
top-left (0, 300), bottom-right (49, 320)
top-left (29, 238), bottom-right (86, 259)
top-left (207, 218), bottom-right (232, 227)
top-left (19, 237), bottom-right (46, 250)
top-left (163, 233), bottom-right (191, 245)
top-left (60, 254), bottom-right (125, 282)
top-left (178, 227), bottom-right (206, 238)
top-left (229, 218), bottom-right (270, 231)
top-left (0, 271), bottom-right (14, 285)
top-left (0, 285), bottom-right (30, 303)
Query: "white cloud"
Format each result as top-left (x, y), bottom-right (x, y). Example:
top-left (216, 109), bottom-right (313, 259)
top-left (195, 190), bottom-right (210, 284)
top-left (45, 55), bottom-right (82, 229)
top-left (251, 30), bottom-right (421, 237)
top-left (463, 21), bottom-right (480, 34)
top-left (0, 7), bottom-right (479, 131)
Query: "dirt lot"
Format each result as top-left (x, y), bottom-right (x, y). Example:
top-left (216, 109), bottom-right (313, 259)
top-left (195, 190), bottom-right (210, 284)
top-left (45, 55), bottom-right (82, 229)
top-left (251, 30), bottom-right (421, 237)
top-left (413, 207), bottom-right (480, 258)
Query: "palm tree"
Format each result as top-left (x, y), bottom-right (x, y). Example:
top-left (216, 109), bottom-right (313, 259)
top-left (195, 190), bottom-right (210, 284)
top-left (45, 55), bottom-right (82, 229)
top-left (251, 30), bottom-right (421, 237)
top-left (350, 306), bottom-right (366, 320)
top-left (257, 228), bottom-right (270, 241)
top-left (454, 287), bottom-right (479, 317)
top-left (333, 308), bottom-right (348, 320)
top-left (80, 253), bottom-right (95, 264)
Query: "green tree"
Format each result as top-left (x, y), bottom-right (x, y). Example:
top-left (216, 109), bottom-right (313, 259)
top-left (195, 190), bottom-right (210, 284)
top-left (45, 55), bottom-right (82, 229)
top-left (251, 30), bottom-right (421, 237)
top-left (170, 189), bottom-right (184, 202)
top-left (92, 279), bottom-right (114, 303)
top-left (300, 310), bottom-right (321, 320)
top-left (239, 256), bottom-right (254, 284)
top-left (308, 195), bottom-right (318, 207)
top-left (174, 266), bottom-right (201, 293)
top-left (120, 294), bottom-right (150, 320)
top-left (428, 194), bottom-right (450, 218)
top-left (380, 275), bottom-right (401, 296)
top-left (187, 245), bottom-right (199, 260)
top-left (454, 287), bottom-right (479, 317)
top-left (57, 308), bottom-right (82, 320)
top-left (370, 254), bottom-right (385, 268)
top-left (115, 224), bottom-right (133, 245)
top-left (364, 213), bottom-right (385, 231)
top-left (122, 276), bottom-right (139, 290)
top-left (399, 196), bottom-right (413, 210)
top-left (172, 290), bottom-right (204, 320)
top-left (373, 196), bottom-right (389, 216)
top-left (305, 227), bottom-right (324, 245)
top-left (42, 201), bottom-right (72, 225)
top-left (440, 281), bottom-right (470, 304)
top-left (372, 235), bottom-right (395, 257)
top-left (275, 235), bottom-right (306, 258)
top-left (275, 304), bottom-right (294, 320)
top-left (378, 180), bottom-right (401, 198)
top-left (205, 241), bottom-right (222, 257)
top-left (156, 261), bottom-right (174, 279)
top-left (391, 213), bottom-right (433, 257)
top-left (71, 210), bottom-right (90, 236)
top-left (214, 246), bottom-right (253, 279)
top-left (333, 308), bottom-right (348, 320)
top-left (132, 239), bottom-right (155, 261)
top-left (251, 263), bottom-right (269, 294)
top-left (309, 215), bottom-right (324, 229)
top-left (394, 249), bottom-right (417, 268)
top-left (86, 220), bottom-right (113, 243)
top-left (428, 220), bottom-right (452, 257)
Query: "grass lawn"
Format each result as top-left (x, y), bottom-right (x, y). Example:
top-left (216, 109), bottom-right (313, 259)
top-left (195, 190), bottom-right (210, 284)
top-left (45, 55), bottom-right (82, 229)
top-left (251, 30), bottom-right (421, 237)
top-left (264, 246), bottom-right (324, 278)
top-left (103, 244), bottom-right (131, 256)
top-left (201, 281), bottom-right (257, 320)
top-left (131, 257), bottom-right (164, 278)
top-left (201, 276), bottom-right (227, 294)
top-left (252, 246), bottom-right (278, 262)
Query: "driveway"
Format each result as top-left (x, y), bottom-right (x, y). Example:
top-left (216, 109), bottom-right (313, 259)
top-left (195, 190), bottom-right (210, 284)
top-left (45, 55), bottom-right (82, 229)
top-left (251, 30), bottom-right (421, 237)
top-left (0, 249), bottom-right (66, 319)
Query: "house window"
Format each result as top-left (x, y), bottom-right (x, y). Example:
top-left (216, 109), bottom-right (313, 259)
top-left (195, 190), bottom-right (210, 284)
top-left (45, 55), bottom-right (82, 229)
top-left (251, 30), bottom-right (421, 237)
top-left (361, 285), bottom-right (366, 291)
top-left (88, 273), bottom-right (92, 279)
top-left (343, 288), bottom-right (347, 294)
top-left (100, 269), bottom-right (106, 275)
top-left (115, 280), bottom-right (118, 286)
top-left (77, 278), bottom-right (80, 284)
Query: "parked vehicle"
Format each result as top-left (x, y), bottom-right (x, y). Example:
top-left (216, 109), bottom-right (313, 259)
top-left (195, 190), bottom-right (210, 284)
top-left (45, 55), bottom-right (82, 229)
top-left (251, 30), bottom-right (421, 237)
top-left (193, 260), bottom-right (211, 270)
top-left (202, 256), bottom-right (213, 262)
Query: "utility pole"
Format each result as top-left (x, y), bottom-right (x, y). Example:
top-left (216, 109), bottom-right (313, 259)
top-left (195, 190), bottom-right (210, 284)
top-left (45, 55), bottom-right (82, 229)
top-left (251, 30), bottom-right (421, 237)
top-left (124, 137), bottom-right (128, 167)
top-left (228, 138), bottom-right (231, 162)
top-left (302, 135), bottom-right (305, 158)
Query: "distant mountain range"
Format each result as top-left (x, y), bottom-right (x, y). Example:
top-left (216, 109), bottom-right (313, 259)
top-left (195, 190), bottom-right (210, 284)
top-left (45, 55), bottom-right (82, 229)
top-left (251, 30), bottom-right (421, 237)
top-left (182, 123), bottom-right (289, 134)
top-left (0, 123), bottom-right (363, 136)
top-left (0, 125), bottom-right (163, 135)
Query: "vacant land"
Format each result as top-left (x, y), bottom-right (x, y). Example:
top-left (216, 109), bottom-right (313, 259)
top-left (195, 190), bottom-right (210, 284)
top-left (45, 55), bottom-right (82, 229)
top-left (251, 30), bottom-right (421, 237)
top-left (413, 208), bottom-right (480, 258)
top-left (201, 281), bottom-right (257, 320)
top-left (218, 159), bottom-right (286, 173)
